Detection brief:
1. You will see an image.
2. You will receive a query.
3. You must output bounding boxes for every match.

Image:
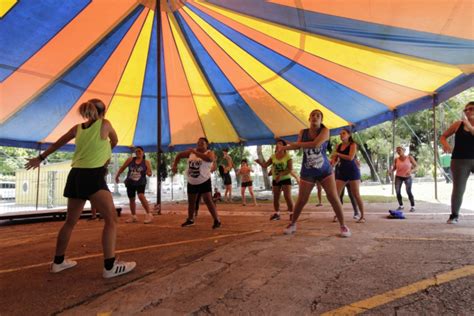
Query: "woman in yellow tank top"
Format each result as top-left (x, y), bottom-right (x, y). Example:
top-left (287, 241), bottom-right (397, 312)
top-left (25, 99), bottom-right (135, 279)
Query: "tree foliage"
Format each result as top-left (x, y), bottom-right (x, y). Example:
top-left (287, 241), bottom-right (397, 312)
top-left (1, 89), bottom-right (471, 185)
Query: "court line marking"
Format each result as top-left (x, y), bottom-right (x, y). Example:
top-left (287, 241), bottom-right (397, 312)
top-left (0, 230), bottom-right (261, 275)
top-left (321, 265), bottom-right (474, 315)
top-left (376, 237), bottom-right (474, 242)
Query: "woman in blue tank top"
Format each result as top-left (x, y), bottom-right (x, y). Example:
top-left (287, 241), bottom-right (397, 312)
top-left (333, 128), bottom-right (365, 223)
top-left (115, 146), bottom-right (153, 224)
top-left (280, 109), bottom-right (351, 237)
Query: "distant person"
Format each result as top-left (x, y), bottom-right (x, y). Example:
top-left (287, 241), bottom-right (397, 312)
top-left (390, 146), bottom-right (417, 212)
top-left (172, 137), bottom-right (221, 229)
top-left (440, 101), bottom-right (474, 224)
top-left (220, 148), bottom-right (233, 203)
top-left (315, 181), bottom-right (323, 207)
top-left (332, 128), bottom-right (365, 222)
top-left (212, 187), bottom-right (222, 203)
top-left (153, 203), bottom-right (161, 215)
top-left (87, 207), bottom-right (99, 221)
top-left (280, 109), bottom-right (351, 237)
top-left (115, 146), bottom-right (153, 224)
top-left (439, 152), bottom-right (452, 183)
top-left (25, 99), bottom-right (135, 278)
top-left (255, 139), bottom-right (294, 221)
top-left (236, 159), bottom-right (258, 206)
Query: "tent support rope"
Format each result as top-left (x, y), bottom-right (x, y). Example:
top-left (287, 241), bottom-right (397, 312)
top-left (355, 133), bottom-right (383, 185)
top-left (432, 95), bottom-right (438, 200)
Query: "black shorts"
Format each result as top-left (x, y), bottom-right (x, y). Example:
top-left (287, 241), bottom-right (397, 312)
top-left (241, 181), bottom-right (253, 187)
top-left (223, 174), bottom-right (232, 185)
top-left (64, 167), bottom-right (109, 200)
top-left (126, 185), bottom-right (146, 198)
top-left (187, 178), bottom-right (212, 194)
top-left (272, 178), bottom-right (292, 187)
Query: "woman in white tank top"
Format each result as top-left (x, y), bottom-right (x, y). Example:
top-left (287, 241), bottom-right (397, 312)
top-left (172, 137), bottom-right (221, 229)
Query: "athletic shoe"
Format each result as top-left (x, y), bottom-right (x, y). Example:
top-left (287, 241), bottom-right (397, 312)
top-left (284, 223), bottom-right (296, 235)
top-left (103, 260), bottom-right (136, 279)
top-left (353, 212), bottom-right (360, 220)
top-left (144, 213), bottom-right (153, 224)
top-left (447, 216), bottom-right (459, 224)
top-left (212, 220), bottom-right (221, 229)
top-left (270, 213), bottom-right (281, 221)
top-left (125, 215), bottom-right (138, 223)
top-left (409, 207), bottom-right (415, 212)
top-left (181, 218), bottom-right (195, 227)
top-left (396, 206), bottom-right (404, 211)
top-left (316, 203), bottom-right (323, 207)
top-left (50, 259), bottom-right (77, 273)
top-left (340, 225), bottom-right (351, 237)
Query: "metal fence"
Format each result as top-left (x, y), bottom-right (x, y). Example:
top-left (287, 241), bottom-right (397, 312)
top-left (0, 168), bottom-right (237, 215)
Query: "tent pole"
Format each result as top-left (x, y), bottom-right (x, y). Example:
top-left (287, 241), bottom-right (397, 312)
top-left (391, 118), bottom-right (395, 195)
top-left (433, 94), bottom-right (438, 200)
top-left (156, 1), bottom-right (162, 208)
top-left (36, 144), bottom-right (41, 210)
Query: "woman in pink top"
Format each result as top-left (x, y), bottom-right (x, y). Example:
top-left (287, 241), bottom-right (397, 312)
top-left (390, 146), bottom-right (417, 212)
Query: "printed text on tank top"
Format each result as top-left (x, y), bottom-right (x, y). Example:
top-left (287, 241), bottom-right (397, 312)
top-left (187, 150), bottom-right (212, 185)
top-left (129, 158), bottom-right (145, 182)
top-left (302, 127), bottom-right (326, 169)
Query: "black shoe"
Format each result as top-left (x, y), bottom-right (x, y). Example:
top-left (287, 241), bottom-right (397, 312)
top-left (212, 220), bottom-right (221, 229)
top-left (181, 219), bottom-right (195, 227)
top-left (270, 213), bottom-right (281, 221)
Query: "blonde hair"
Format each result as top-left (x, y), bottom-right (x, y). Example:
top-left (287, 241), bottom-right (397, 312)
top-left (78, 99), bottom-right (106, 120)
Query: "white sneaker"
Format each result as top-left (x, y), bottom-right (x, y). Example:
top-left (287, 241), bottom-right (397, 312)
top-left (340, 225), bottom-right (351, 238)
top-left (144, 213), bottom-right (153, 224)
top-left (50, 259), bottom-right (77, 273)
top-left (103, 260), bottom-right (136, 279)
top-left (125, 215), bottom-right (138, 223)
top-left (447, 217), bottom-right (459, 224)
top-left (284, 223), bottom-right (296, 235)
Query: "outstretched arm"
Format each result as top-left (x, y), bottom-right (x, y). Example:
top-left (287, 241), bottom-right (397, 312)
top-left (171, 150), bottom-right (191, 174)
top-left (25, 126), bottom-right (77, 170)
top-left (115, 157), bottom-right (133, 183)
top-left (255, 157), bottom-right (272, 168)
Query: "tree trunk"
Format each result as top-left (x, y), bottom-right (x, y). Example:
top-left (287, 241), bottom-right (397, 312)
top-left (257, 145), bottom-right (271, 190)
top-left (359, 144), bottom-right (377, 182)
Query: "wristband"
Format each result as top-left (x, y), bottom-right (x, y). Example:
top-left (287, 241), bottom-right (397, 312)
top-left (39, 153), bottom-right (46, 161)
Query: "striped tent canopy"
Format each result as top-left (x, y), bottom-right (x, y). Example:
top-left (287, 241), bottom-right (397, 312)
top-left (0, 0), bottom-right (473, 152)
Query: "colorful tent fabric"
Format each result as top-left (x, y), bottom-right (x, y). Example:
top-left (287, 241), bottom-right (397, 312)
top-left (0, 0), bottom-right (473, 152)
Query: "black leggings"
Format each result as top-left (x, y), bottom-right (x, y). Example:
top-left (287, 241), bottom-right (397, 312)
top-left (395, 176), bottom-right (414, 207)
top-left (450, 159), bottom-right (474, 217)
top-left (339, 183), bottom-right (358, 215)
